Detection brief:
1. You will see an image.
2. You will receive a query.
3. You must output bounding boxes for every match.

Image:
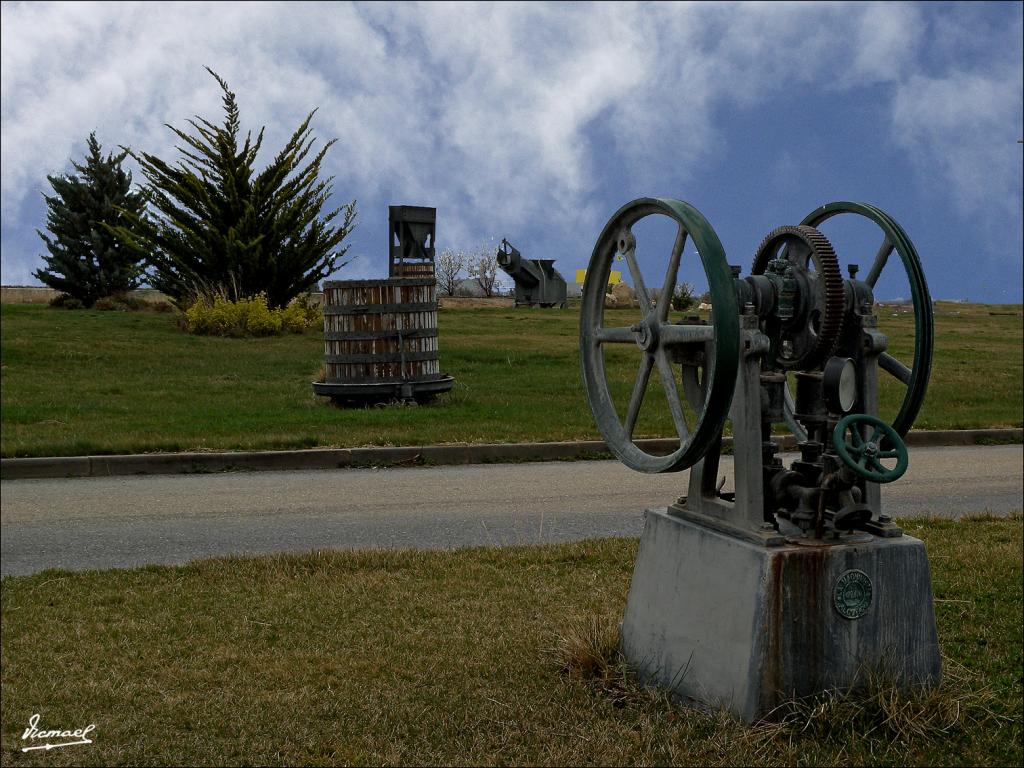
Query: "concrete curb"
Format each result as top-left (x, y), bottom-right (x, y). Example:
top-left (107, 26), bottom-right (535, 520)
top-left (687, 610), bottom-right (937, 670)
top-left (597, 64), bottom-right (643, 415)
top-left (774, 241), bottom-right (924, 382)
top-left (1, 428), bottom-right (1020, 480)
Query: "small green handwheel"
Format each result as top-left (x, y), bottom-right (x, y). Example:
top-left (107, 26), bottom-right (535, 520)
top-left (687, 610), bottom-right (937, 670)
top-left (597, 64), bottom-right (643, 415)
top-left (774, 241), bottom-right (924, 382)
top-left (833, 414), bottom-right (908, 483)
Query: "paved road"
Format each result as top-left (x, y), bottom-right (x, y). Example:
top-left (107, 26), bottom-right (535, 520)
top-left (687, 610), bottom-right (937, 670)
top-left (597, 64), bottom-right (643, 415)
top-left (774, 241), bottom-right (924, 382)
top-left (2, 445), bottom-right (1021, 576)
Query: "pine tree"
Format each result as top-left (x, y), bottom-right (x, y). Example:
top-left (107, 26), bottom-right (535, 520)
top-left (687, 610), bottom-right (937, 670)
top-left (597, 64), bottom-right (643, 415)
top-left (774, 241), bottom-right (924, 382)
top-left (34, 133), bottom-right (148, 307)
top-left (118, 68), bottom-right (356, 308)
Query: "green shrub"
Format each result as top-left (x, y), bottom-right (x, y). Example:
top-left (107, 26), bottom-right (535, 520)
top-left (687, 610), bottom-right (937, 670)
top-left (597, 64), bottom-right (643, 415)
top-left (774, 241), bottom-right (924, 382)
top-left (183, 299), bottom-right (210, 334)
top-left (282, 293), bottom-right (322, 333)
top-left (671, 282), bottom-right (697, 312)
top-left (94, 296), bottom-right (126, 311)
top-left (95, 293), bottom-right (148, 312)
top-left (48, 293), bottom-right (84, 310)
top-left (183, 293), bottom-right (322, 337)
top-left (212, 296), bottom-right (247, 334)
top-left (280, 303), bottom-right (308, 334)
top-left (245, 295), bottom-right (283, 336)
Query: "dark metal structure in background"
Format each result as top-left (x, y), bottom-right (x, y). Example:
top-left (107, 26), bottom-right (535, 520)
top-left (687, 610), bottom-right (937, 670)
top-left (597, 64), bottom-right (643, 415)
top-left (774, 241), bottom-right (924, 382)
top-left (389, 206), bottom-right (436, 278)
top-left (496, 238), bottom-right (567, 308)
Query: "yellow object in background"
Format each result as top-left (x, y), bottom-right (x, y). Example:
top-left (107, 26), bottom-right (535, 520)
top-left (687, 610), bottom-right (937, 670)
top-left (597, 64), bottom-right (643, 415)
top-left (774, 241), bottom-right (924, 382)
top-left (575, 269), bottom-right (622, 285)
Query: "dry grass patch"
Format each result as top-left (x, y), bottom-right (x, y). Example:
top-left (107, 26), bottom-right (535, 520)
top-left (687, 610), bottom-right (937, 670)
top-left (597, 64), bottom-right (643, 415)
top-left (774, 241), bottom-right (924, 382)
top-left (552, 612), bottom-right (1014, 765)
top-left (1, 516), bottom-right (1020, 766)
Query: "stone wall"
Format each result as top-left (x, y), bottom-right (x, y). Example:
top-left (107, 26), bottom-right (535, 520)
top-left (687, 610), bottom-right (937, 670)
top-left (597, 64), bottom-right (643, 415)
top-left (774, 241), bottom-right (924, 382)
top-left (1, 286), bottom-right (328, 307)
top-left (0, 286), bottom-right (175, 305)
top-left (438, 296), bottom-right (515, 309)
top-left (3, 287), bottom-right (524, 310)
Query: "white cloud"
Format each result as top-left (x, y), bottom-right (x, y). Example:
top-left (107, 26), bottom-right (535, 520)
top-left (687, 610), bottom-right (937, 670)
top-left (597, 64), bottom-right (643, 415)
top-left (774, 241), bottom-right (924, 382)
top-left (849, 2), bottom-right (925, 84)
top-left (1, 1), bottom-right (1020, 289)
top-left (889, 6), bottom-right (1023, 263)
top-left (892, 68), bottom-right (1023, 215)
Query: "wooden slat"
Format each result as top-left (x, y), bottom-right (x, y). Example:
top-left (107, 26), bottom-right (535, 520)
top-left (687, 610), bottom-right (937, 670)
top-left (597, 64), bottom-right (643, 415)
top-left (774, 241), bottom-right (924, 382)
top-left (321, 277), bottom-right (441, 385)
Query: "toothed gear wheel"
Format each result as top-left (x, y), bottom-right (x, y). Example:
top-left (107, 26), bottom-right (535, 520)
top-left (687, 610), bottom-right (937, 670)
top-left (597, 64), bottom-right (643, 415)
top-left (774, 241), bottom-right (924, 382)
top-left (751, 225), bottom-right (844, 371)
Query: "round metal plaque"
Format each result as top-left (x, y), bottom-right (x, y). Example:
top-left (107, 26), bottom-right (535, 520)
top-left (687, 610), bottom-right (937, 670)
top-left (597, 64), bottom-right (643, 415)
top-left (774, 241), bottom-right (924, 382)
top-left (833, 569), bottom-right (873, 619)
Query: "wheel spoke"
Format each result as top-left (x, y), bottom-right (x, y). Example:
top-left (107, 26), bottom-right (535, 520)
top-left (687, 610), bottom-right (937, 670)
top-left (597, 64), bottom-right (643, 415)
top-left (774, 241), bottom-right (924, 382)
top-left (849, 429), bottom-right (864, 448)
top-left (879, 352), bottom-right (912, 385)
top-left (655, 349), bottom-right (689, 443)
top-left (847, 444), bottom-right (863, 457)
top-left (624, 248), bottom-right (651, 309)
top-left (659, 323), bottom-right (715, 345)
top-left (656, 226), bottom-right (687, 322)
top-left (869, 426), bottom-right (882, 444)
top-left (596, 326), bottom-right (636, 344)
top-left (878, 449), bottom-right (900, 458)
top-left (624, 353), bottom-right (655, 438)
top-left (865, 236), bottom-right (893, 288)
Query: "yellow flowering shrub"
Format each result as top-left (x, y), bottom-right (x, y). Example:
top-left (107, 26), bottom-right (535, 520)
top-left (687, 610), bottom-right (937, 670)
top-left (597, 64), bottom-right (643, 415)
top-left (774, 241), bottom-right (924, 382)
top-left (183, 293), bottom-right (322, 337)
top-left (244, 294), bottom-right (283, 336)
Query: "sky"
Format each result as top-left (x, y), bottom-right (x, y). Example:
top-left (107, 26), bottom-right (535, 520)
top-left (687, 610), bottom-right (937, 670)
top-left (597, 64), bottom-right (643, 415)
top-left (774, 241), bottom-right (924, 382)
top-left (1, 0), bottom-right (1022, 303)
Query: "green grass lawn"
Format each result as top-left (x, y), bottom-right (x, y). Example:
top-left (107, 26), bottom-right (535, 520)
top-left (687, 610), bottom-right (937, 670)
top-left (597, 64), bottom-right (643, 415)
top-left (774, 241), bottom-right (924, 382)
top-left (1, 515), bottom-right (1020, 766)
top-left (1, 302), bottom-right (1021, 457)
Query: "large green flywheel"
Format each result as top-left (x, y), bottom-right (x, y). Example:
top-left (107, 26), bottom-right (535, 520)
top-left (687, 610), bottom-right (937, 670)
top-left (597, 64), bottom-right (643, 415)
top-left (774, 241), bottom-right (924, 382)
top-left (580, 198), bottom-right (740, 473)
top-left (800, 202), bottom-right (934, 438)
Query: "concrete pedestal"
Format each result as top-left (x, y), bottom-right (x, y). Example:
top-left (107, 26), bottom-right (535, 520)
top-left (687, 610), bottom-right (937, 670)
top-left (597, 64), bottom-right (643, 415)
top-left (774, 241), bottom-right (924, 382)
top-left (620, 508), bottom-right (942, 723)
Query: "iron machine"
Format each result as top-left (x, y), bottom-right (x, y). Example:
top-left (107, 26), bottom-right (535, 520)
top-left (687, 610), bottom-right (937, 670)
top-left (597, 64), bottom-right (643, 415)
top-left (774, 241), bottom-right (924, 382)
top-left (497, 238), bottom-right (568, 308)
top-left (580, 198), bottom-right (940, 722)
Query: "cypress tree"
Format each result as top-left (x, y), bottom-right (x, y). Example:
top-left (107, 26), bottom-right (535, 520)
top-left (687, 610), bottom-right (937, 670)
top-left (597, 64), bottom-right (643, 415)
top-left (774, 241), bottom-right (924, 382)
top-left (118, 68), bottom-right (356, 308)
top-left (34, 133), bottom-right (147, 306)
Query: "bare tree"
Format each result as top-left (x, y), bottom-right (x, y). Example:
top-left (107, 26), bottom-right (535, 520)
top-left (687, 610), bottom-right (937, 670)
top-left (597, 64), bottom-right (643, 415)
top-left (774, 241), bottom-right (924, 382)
top-left (468, 244), bottom-right (500, 297)
top-left (435, 247), bottom-right (466, 297)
